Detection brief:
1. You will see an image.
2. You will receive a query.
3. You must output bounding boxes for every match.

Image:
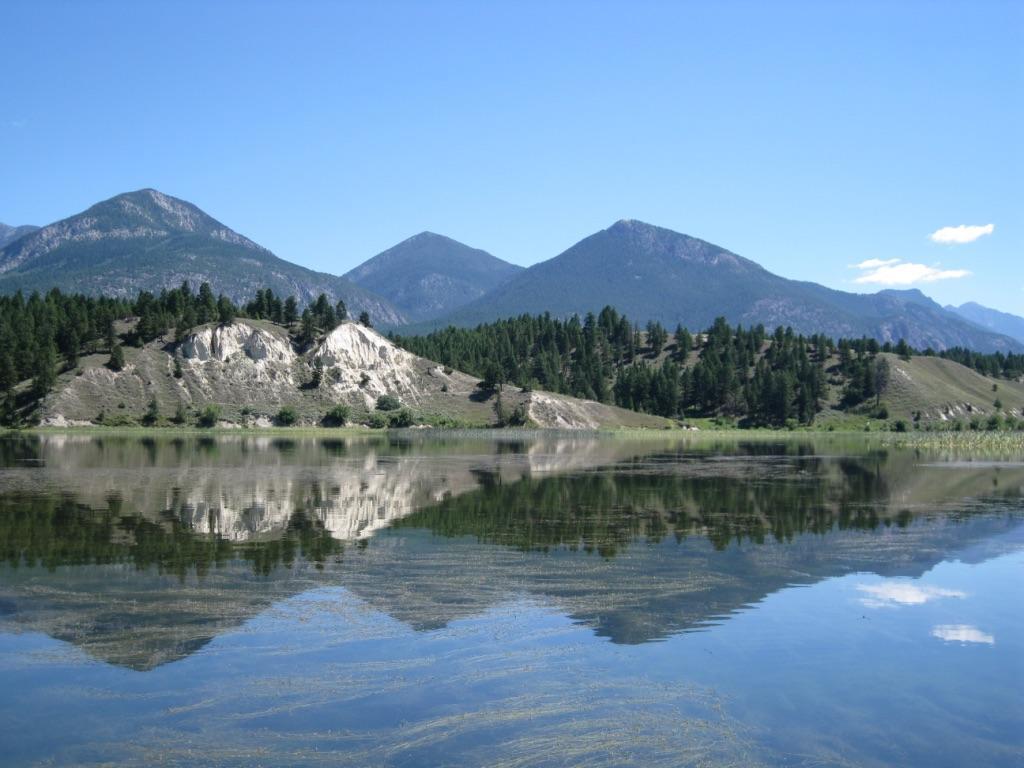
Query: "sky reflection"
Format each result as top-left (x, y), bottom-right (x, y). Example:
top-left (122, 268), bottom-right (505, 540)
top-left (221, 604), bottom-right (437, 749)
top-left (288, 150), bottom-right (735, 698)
top-left (931, 624), bottom-right (996, 645)
top-left (856, 581), bottom-right (967, 608)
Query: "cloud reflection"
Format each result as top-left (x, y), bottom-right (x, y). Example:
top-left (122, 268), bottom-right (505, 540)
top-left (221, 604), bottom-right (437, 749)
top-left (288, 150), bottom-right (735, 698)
top-left (931, 625), bottom-right (995, 645)
top-left (856, 581), bottom-right (966, 608)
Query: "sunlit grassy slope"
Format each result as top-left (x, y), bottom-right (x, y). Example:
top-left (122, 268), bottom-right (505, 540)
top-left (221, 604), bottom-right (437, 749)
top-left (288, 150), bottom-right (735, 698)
top-left (882, 353), bottom-right (1024, 420)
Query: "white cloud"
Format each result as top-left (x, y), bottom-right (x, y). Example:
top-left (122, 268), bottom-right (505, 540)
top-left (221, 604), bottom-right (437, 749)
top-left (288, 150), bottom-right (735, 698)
top-left (857, 582), bottom-right (966, 608)
top-left (852, 258), bottom-right (902, 269)
top-left (850, 259), bottom-right (971, 286)
top-left (929, 223), bottom-right (994, 244)
top-left (931, 624), bottom-right (994, 645)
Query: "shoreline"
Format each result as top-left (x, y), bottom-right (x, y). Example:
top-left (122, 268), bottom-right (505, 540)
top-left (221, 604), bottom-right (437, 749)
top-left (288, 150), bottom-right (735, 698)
top-left (8, 424), bottom-right (1024, 446)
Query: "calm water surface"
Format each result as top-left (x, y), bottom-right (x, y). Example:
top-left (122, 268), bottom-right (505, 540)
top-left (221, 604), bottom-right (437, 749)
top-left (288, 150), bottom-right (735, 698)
top-left (0, 433), bottom-right (1021, 767)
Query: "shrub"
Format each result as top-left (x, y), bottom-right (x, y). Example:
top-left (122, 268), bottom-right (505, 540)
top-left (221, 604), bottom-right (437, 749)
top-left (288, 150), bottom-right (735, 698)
top-left (323, 404), bottom-right (351, 427)
top-left (986, 414), bottom-right (1001, 431)
top-left (389, 408), bottom-right (415, 428)
top-left (142, 397), bottom-right (159, 426)
top-left (197, 405), bottom-right (220, 428)
top-left (275, 406), bottom-right (298, 426)
top-left (891, 419), bottom-right (908, 432)
top-left (506, 403), bottom-right (529, 427)
top-left (875, 405), bottom-right (889, 420)
top-left (376, 394), bottom-right (400, 411)
top-left (367, 412), bottom-right (390, 428)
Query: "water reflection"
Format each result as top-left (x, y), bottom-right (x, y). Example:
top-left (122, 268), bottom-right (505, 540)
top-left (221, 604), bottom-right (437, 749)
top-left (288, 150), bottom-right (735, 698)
top-left (931, 624), bottom-right (996, 644)
top-left (0, 433), bottom-right (1022, 767)
top-left (856, 582), bottom-right (967, 607)
top-left (0, 433), bottom-right (1021, 667)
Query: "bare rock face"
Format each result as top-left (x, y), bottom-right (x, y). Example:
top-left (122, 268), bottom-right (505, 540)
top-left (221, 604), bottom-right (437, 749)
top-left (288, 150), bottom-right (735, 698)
top-left (526, 390), bottom-right (668, 430)
top-left (312, 322), bottom-right (464, 407)
top-left (181, 323), bottom-right (295, 364)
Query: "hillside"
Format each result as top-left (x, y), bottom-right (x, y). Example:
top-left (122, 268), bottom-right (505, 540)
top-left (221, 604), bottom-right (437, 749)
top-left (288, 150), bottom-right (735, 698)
top-left (433, 219), bottom-right (1021, 353)
top-left (345, 232), bottom-right (523, 321)
top-left (35, 319), bottom-right (669, 430)
top-left (0, 223), bottom-right (38, 249)
top-left (947, 302), bottom-right (1024, 345)
top-left (0, 189), bottom-right (406, 326)
top-left (879, 353), bottom-right (1024, 421)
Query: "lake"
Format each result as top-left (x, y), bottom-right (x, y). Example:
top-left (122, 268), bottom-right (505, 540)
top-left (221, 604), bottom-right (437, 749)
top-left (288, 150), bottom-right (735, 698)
top-left (0, 432), bottom-right (1021, 767)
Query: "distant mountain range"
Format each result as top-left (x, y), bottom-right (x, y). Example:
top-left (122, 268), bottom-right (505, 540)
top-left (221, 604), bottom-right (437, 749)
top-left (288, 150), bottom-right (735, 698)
top-left (428, 219), bottom-right (1022, 352)
top-left (345, 231), bottom-right (522, 322)
top-left (2, 193), bottom-right (1020, 352)
top-left (946, 302), bottom-right (1024, 345)
top-left (0, 190), bottom-right (406, 326)
top-left (0, 223), bottom-right (38, 249)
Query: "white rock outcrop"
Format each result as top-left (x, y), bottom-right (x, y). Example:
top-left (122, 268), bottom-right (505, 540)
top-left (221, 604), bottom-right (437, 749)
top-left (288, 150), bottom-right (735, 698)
top-left (181, 323), bottom-right (295, 364)
top-left (313, 322), bottom-right (433, 405)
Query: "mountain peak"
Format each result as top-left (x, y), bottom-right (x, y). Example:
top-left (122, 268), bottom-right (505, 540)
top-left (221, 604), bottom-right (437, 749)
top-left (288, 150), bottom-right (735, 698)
top-left (0, 190), bottom-right (407, 324)
top-left (609, 218), bottom-right (657, 232)
top-left (403, 231), bottom-right (456, 245)
top-left (345, 232), bottom-right (523, 322)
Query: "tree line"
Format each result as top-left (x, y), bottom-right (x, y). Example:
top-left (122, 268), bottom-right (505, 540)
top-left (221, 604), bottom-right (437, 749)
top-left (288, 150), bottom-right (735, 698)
top-left (3, 282), bottom-right (1020, 429)
top-left (393, 309), bottom-right (1002, 427)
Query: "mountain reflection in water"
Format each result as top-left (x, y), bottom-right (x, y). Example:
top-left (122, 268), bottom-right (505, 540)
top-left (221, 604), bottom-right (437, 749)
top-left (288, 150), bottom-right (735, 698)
top-left (0, 433), bottom-right (1020, 668)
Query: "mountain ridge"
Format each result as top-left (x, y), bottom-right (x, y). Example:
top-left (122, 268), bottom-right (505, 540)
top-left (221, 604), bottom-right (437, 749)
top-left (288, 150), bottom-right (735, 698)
top-left (430, 219), bottom-right (1021, 353)
top-left (3, 194), bottom-right (1019, 353)
top-left (946, 301), bottom-right (1024, 345)
top-left (0, 189), bottom-right (407, 326)
top-left (0, 223), bottom-right (39, 250)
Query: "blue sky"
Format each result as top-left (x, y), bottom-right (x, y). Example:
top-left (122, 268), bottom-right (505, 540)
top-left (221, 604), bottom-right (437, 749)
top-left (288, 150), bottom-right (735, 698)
top-left (2, 0), bottom-right (1021, 312)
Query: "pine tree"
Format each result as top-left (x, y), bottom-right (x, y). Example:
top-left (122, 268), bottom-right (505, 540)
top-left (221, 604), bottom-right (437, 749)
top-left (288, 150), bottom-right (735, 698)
top-left (284, 296), bottom-right (299, 325)
top-left (108, 343), bottom-right (125, 372)
top-left (32, 341), bottom-right (57, 396)
top-left (217, 295), bottom-right (236, 324)
top-left (299, 308), bottom-right (317, 347)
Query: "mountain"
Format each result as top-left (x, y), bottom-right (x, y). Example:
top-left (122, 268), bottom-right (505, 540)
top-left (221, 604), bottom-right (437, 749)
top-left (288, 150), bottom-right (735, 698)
top-left (0, 223), bottom-right (38, 249)
top-left (946, 302), bottom-right (1024, 345)
top-left (434, 219), bottom-right (1022, 352)
top-left (345, 231), bottom-right (523, 322)
top-left (0, 189), bottom-right (406, 325)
